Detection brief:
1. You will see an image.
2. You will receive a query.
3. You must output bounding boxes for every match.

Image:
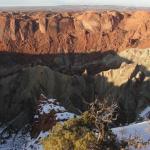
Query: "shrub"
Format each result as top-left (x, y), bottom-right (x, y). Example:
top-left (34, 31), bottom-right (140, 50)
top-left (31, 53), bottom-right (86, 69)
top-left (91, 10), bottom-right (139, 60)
top-left (42, 112), bottom-right (96, 150)
top-left (42, 99), bottom-right (120, 150)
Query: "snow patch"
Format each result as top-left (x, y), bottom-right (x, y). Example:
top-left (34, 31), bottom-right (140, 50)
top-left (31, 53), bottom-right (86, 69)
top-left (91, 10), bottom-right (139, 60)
top-left (0, 130), bottom-right (30, 150)
top-left (56, 112), bottom-right (76, 121)
top-left (112, 121), bottom-right (150, 141)
top-left (36, 94), bottom-right (76, 121)
top-left (140, 106), bottom-right (150, 120)
top-left (24, 131), bottom-right (49, 150)
top-left (39, 102), bottom-right (66, 115)
top-left (112, 121), bottom-right (150, 149)
top-left (0, 127), bottom-right (49, 150)
top-left (0, 95), bottom-right (76, 150)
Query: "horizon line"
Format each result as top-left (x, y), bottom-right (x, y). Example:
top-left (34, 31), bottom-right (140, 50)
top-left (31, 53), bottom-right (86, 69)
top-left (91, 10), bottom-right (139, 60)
top-left (0, 4), bottom-right (150, 8)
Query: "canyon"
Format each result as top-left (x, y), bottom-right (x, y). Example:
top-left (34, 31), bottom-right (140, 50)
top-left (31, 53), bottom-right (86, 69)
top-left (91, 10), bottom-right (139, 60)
top-left (0, 8), bottom-right (150, 149)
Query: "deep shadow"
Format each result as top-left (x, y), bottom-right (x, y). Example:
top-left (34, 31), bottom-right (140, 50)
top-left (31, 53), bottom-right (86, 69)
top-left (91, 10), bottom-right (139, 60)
top-left (0, 50), bottom-right (149, 130)
top-left (0, 50), bottom-right (132, 75)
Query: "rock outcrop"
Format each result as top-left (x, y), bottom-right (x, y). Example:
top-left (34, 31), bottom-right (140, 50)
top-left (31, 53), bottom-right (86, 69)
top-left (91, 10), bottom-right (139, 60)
top-left (0, 48), bottom-right (150, 127)
top-left (95, 48), bottom-right (150, 122)
top-left (0, 65), bottom-right (94, 128)
top-left (0, 11), bottom-right (150, 54)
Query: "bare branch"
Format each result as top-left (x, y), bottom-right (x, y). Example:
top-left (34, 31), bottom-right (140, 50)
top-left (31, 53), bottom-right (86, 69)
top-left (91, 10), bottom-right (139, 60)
top-left (90, 98), bottom-right (118, 143)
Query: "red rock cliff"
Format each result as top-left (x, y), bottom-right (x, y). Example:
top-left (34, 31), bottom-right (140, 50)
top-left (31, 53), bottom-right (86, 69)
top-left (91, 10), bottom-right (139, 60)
top-left (0, 10), bottom-right (150, 54)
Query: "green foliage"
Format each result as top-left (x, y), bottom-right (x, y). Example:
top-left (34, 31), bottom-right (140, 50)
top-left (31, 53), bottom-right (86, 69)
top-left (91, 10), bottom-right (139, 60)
top-left (42, 111), bottom-right (96, 150)
top-left (74, 132), bottom-right (96, 150)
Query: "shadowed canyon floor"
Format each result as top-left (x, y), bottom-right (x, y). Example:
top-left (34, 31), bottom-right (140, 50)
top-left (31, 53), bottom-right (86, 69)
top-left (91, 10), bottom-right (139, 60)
top-left (0, 48), bottom-right (150, 128)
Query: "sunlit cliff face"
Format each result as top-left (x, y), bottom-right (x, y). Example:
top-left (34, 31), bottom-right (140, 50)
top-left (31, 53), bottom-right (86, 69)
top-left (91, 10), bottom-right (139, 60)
top-left (0, 10), bottom-right (150, 54)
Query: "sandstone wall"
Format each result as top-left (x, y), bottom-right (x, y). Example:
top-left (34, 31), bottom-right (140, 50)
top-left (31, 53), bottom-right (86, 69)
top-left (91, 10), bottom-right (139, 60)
top-left (0, 11), bottom-right (150, 54)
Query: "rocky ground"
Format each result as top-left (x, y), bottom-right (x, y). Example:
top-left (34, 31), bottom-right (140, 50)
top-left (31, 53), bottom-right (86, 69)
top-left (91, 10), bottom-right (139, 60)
top-left (0, 94), bottom-right (76, 150)
top-left (1, 96), bottom-right (150, 150)
top-left (0, 47), bottom-right (150, 149)
top-left (0, 9), bottom-right (150, 149)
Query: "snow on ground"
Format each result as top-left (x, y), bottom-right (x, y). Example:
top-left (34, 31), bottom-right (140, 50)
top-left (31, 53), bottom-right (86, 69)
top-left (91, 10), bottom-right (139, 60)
top-left (36, 94), bottom-right (76, 121)
top-left (1, 94), bottom-right (150, 150)
top-left (38, 97), bottom-right (66, 115)
top-left (23, 131), bottom-right (49, 150)
top-left (1, 121), bottom-right (150, 150)
top-left (0, 129), bottom-right (49, 150)
top-left (39, 101), bottom-right (66, 115)
top-left (56, 112), bottom-right (76, 121)
top-left (112, 121), bottom-right (150, 141)
top-left (112, 121), bottom-right (150, 150)
top-left (0, 95), bottom-right (76, 150)
top-left (0, 129), bottom-right (30, 150)
top-left (139, 106), bottom-right (150, 120)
